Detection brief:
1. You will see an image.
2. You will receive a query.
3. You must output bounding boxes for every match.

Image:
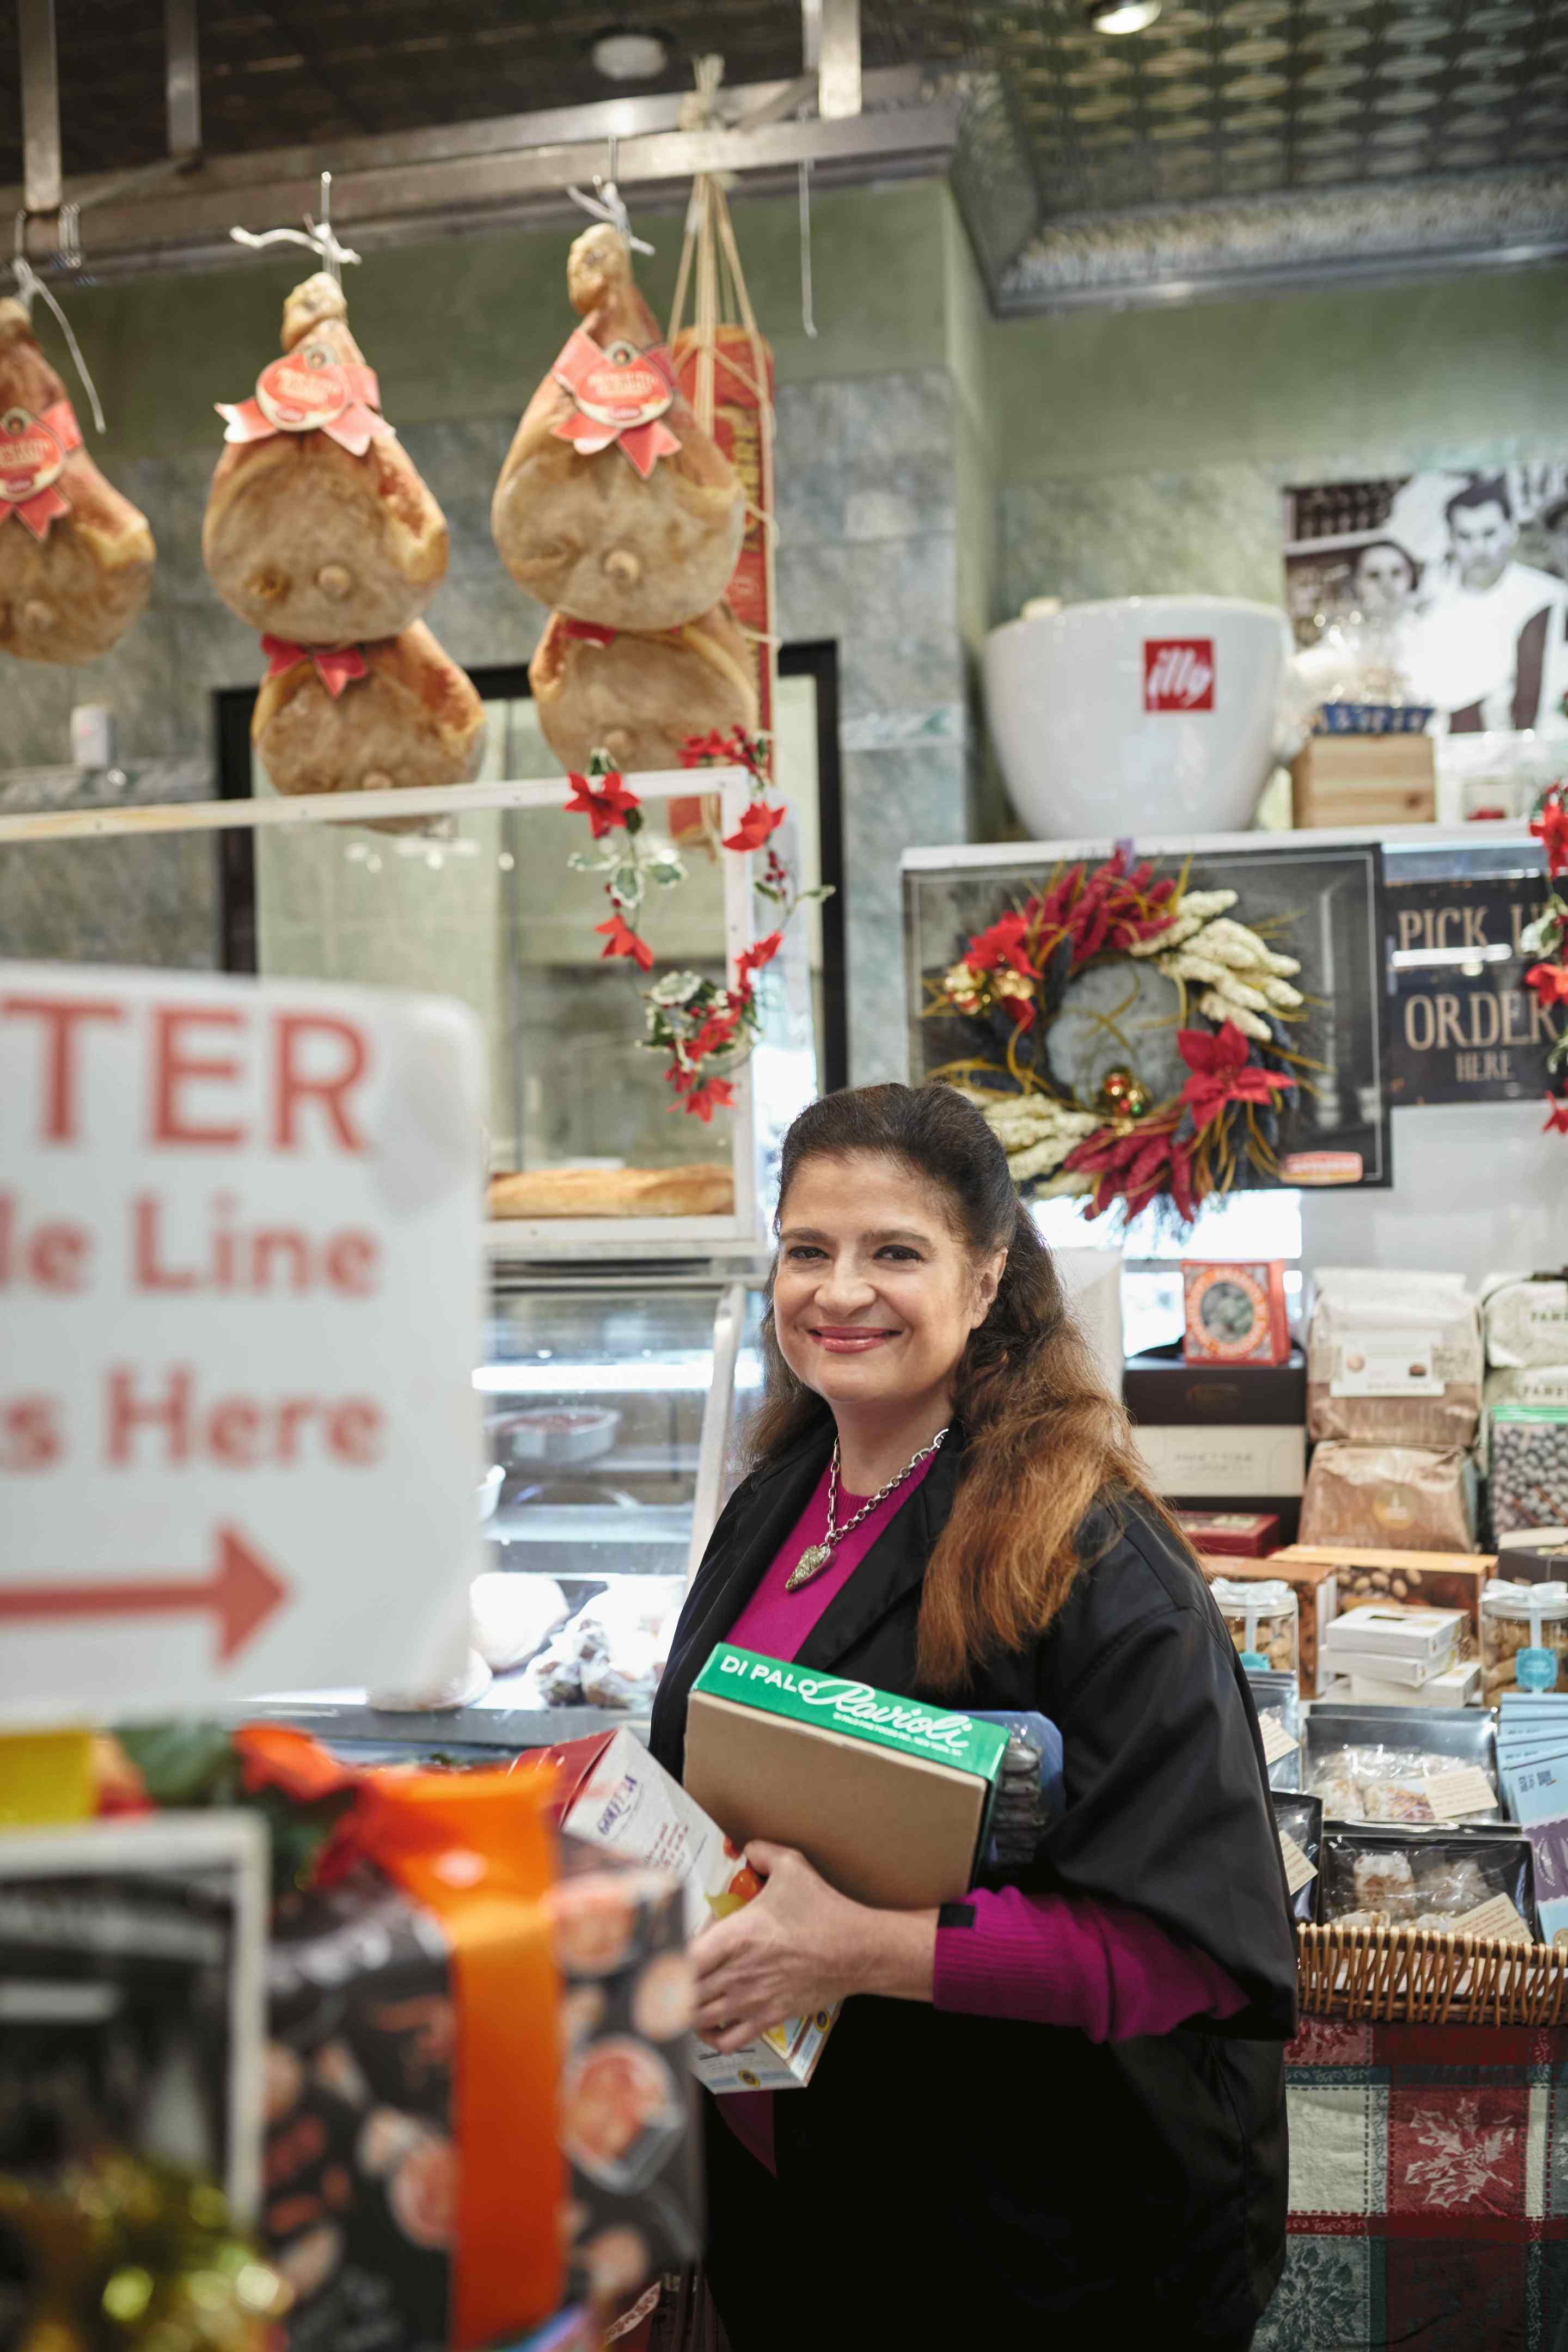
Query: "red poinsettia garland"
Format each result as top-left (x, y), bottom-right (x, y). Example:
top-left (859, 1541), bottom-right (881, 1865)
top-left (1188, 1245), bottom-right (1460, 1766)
top-left (562, 731), bottom-right (823, 1119)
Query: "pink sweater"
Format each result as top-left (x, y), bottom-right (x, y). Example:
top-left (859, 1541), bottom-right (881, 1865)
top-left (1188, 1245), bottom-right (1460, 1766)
top-left (724, 1460), bottom-right (1247, 2039)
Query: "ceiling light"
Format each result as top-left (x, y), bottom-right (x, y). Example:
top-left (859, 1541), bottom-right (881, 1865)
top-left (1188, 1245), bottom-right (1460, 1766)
top-left (1088, 0), bottom-right (1163, 30)
top-left (590, 26), bottom-right (670, 81)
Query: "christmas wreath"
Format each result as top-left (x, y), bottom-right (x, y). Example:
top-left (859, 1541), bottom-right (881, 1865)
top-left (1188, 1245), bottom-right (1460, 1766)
top-left (1522, 782), bottom-right (1568, 1134)
top-left (563, 730), bottom-right (827, 1123)
top-left (924, 849), bottom-right (1312, 1221)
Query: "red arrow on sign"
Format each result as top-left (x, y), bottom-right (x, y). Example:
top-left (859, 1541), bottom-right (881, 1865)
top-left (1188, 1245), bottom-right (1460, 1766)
top-left (0, 1527), bottom-right (289, 1663)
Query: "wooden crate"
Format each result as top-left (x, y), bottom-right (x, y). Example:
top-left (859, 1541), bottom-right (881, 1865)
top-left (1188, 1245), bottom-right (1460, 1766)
top-left (1291, 733), bottom-right (1436, 829)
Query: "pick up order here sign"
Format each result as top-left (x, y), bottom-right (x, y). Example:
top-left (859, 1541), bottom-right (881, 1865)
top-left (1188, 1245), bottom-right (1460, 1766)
top-left (0, 965), bottom-right (486, 1723)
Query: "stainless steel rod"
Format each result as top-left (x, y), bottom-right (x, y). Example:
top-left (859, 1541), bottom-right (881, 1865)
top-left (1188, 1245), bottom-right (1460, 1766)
top-left (817, 0), bottom-right (862, 121)
top-left (18, 0), bottom-right (62, 218)
top-left (164, 0), bottom-right (202, 161)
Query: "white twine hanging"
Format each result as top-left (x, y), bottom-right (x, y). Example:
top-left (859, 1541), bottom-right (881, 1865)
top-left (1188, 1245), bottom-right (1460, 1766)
top-left (566, 138), bottom-right (654, 255)
top-left (11, 216), bottom-right (107, 433)
top-left (230, 171), bottom-right (362, 282)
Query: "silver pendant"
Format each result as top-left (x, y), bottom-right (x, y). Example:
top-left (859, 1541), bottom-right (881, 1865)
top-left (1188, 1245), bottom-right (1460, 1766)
top-left (786, 1542), bottom-right (834, 1592)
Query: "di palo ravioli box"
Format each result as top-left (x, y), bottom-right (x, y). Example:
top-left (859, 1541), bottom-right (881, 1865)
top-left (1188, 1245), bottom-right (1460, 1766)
top-left (684, 1647), bottom-right (1010, 1911)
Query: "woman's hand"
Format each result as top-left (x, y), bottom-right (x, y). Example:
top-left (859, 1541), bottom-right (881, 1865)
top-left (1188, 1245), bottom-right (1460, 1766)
top-left (691, 1840), bottom-right (937, 2054)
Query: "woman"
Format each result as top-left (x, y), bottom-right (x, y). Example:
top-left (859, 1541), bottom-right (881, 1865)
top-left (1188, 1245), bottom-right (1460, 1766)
top-left (1350, 535), bottom-right (1422, 623)
top-left (650, 1083), bottom-right (1296, 2348)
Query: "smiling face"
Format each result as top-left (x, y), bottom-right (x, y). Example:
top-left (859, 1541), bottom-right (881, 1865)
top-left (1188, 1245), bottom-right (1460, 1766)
top-left (772, 1152), bottom-right (1004, 1434)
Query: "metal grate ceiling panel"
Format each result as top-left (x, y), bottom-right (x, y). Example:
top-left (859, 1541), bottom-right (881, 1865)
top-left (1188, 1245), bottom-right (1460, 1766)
top-left (864, 0), bottom-right (1568, 214)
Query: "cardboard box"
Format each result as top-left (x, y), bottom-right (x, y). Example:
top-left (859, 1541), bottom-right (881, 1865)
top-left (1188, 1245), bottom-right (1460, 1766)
top-left (1343, 1659), bottom-right (1483, 1709)
top-left (1290, 733), bottom-right (1436, 829)
top-left (1201, 1553), bottom-right (1337, 1695)
top-left (1323, 1601), bottom-right (1466, 1669)
top-left (1184, 1493), bottom-right (1301, 1543)
top-left (1180, 1510), bottom-right (1282, 1557)
top-left (545, 1727), bottom-right (836, 2092)
top-left (1273, 1543), bottom-right (1492, 1644)
top-left (1124, 1344), bottom-right (1306, 1427)
top-left (684, 1646), bottom-right (1009, 1912)
top-left (1132, 1422), bottom-right (1306, 1499)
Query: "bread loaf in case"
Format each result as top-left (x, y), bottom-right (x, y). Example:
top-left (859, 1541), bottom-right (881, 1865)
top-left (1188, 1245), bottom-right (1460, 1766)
top-left (487, 1163), bottom-right (735, 1221)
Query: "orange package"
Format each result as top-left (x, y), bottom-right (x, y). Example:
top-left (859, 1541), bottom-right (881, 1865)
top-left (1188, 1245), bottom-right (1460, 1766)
top-left (239, 1729), bottom-right (564, 2350)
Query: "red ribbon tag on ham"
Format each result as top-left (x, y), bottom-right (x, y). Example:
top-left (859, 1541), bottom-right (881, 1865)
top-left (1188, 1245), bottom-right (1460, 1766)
top-left (550, 328), bottom-right (682, 480)
top-left (0, 399), bottom-right (83, 542)
top-left (218, 341), bottom-right (394, 459)
top-left (261, 635), bottom-right (369, 699)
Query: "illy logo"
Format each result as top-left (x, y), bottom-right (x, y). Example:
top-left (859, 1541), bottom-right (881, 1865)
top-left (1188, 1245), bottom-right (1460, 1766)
top-left (1144, 638), bottom-right (1215, 712)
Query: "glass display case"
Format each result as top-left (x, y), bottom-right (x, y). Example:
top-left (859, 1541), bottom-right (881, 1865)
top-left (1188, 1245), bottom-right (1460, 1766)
top-left (229, 1271), bottom-right (768, 1763)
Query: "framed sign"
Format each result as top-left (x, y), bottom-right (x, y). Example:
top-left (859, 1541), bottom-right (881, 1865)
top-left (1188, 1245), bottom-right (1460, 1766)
top-left (1383, 837), bottom-right (1563, 1106)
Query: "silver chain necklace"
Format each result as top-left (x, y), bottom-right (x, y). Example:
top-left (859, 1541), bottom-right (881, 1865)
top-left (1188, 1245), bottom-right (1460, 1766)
top-left (783, 1425), bottom-right (950, 1592)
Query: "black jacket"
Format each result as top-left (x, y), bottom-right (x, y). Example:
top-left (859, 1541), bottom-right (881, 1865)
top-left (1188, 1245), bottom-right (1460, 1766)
top-left (651, 1425), bottom-right (1297, 2338)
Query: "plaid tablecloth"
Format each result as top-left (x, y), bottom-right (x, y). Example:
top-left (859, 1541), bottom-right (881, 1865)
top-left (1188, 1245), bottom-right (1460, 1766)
top-left (1261, 2014), bottom-right (1568, 2349)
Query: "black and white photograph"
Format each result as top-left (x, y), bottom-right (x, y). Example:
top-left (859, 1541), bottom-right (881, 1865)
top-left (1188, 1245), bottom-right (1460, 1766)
top-left (1284, 467), bottom-right (1568, 737)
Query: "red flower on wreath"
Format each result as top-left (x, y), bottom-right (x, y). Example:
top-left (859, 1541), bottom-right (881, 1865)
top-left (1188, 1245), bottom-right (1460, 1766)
top-left (737, 932), bottom-right (784, 982)
top-left (722, 801), bottom-right (787, 854)
top-left (565, 769), bottom-right (640, 838)
top-left (964, 910), bottom-right (1034, 978)
top-left (1063, 1120), bottom-right (1197, 1222)
top-left (1532, 785), bottom-right (1568, 879)
top-left (1177, 1022), bottom-right (1296, 1130)
top-left (1527, 961), bottom-right (1568, 1008)
top-left (1545, 1094), bottom-right (1568, 1136)
top-left (595, 911), bottom-right (655, 972)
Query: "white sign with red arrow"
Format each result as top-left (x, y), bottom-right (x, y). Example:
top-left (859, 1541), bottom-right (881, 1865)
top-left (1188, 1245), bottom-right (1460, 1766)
top-left (0, 965), bottom-right (486, 1723)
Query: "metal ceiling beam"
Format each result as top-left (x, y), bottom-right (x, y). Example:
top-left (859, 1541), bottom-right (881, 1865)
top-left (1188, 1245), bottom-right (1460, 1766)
top-left (0, 70), bottom-right (955, 279)
top-left (18, 0), bottom-right (61, 217)
top-left (164, 0), bottom-right (202, 163)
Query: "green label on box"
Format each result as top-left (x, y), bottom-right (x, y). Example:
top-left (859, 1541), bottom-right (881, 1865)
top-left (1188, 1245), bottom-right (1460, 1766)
top-left (694, 1644), bottom-right (1010, 1781)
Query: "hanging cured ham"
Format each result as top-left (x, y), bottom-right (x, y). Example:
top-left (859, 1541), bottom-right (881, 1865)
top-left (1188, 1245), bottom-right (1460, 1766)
top-left (491, 224), bottom-right (745, 634)
top-left (252, 621), bottom-right (484, 801)
top-left (204, 272), bottom-right (448, 645)
top-left (0, 296), bottom-right (155, 664)
top-left (528, 599), bottom-right (757, 774)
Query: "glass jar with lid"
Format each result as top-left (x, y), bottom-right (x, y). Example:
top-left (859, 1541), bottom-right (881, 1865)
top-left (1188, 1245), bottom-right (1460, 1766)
top-left (1481, 1579), bottom-right (1568, 1701)
top-left (1210, 1578), bottom-right (1300, 1678)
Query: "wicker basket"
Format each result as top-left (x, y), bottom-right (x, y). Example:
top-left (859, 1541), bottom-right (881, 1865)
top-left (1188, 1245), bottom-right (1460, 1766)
top-left (1298, 1921), bottom-right (1568, 2027)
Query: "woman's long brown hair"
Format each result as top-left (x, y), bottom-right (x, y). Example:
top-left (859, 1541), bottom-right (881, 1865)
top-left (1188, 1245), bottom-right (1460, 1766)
top-left (746, 1081), bottom-right (1178, 1692)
